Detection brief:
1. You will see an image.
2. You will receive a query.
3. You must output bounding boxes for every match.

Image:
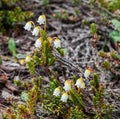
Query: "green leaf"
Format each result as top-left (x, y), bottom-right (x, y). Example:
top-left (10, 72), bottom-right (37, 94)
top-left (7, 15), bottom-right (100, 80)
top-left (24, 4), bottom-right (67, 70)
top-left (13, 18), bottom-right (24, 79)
top-left (8, 38), bottom-right (16, 57)
top-left (90, 23), bottom-right (97, 34)
top-left (109, 31), bottom-right (120, 42)
top-left (57, 48), bottom-right (64, 56)
top-left (21, 92), bottom-right (29, 101)
top-left (111, 19), bottom-right (120, 31)
top-left (116, 54), bottom-right (120, 59)
top-left (69, 89), bottom-right (84, 109)
top-left (50, 78), bottom-right (59, 90)
top-left (48, 57), bottom-right (56, 66)
top-left (62, 48), bottom-right (68, 55)
top-left (27, 61), bottom-right (35, 74)
top-left (33, 55), bottom-right (42, 65)
top-left (92, 73), bottom-right (99, 89)
top-left (16, 54), bottom-right (25, 59)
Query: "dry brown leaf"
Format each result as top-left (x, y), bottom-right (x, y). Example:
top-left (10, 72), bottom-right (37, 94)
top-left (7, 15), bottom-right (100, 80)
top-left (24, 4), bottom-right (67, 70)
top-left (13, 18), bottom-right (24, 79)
top-left (0, 74), bottom-right (8, 83)
top-left (5, 81), bottom-right (18, 92)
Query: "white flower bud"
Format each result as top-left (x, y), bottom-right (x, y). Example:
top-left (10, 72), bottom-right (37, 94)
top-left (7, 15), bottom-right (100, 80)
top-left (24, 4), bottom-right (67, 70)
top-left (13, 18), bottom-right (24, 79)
top-left (53, 87), bottom-right (61, 97)
top-left (32, 27), bottom-right (40, 36)
top-left (35, 38), bottom-right (42, 48)
top-left (24, 21), bottom-right (32, 31)
top-left (54, 38), bottom-right (61, 48)
top-left (75, 77), bottom-right (85, 89)
top-left (61, 93), bottom-right (68, 102)
top-left (63, 80), bottom-right (71, 91)
top-left (84, 68), bottom-right (91, 78)
top-left (37, 15), bottom-right (45, 25)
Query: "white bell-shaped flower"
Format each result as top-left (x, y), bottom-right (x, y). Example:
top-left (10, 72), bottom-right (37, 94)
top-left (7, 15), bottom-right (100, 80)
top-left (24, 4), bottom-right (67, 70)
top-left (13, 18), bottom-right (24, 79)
top-left (53, 38), bottom-right (61, 48)
top-left (61, 93), bottom-right (68, 102)
top-left (34, 38), bottom-right (42, 48)
top-left (75, 77), bottom-right (85, 89)
top-left (32, 27), bottom-right (40, 36)
top-left (53, 87), bottom-right (61, 97)
top-left (37, 15), bottom-right (45, 25)
top-left (63, 80), bottom-right (71, 91)
top-left (24, 21), bottom-right (32, 31)
top-left (84, 68), bottom-right (91, 78)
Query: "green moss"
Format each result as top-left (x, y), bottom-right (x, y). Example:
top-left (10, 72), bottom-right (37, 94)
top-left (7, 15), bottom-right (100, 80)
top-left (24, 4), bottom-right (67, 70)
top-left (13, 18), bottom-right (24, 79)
top-left (0, 0), bottom-right (33, 33)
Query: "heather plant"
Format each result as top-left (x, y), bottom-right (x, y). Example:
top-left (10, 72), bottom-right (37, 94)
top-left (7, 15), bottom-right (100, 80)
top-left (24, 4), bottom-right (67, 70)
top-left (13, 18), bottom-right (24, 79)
top-left (3, 82), bottom-right (40, 119)
top-left (90, 73), bottom-right (113, 119)
top-left (90, 0), bottom-right (120, 12)
top-left (97, 18), bottom-right (120, 75)
top-left (3, 15), bottom-right (114, 119)
top-left (0, 0), bottom-right (33, 33)
top-left (23, 15), bottom-right (65, 75)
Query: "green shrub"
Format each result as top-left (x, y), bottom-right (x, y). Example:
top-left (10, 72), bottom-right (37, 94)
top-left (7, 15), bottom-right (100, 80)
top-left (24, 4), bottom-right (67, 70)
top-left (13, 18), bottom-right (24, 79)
top-left (0, 0), bottom-right (33, 33)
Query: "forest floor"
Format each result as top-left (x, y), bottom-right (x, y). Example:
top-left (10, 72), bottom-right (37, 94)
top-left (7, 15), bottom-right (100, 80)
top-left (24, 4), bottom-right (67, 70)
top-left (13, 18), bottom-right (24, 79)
top-left (0, 0), bottom-right (120, 119)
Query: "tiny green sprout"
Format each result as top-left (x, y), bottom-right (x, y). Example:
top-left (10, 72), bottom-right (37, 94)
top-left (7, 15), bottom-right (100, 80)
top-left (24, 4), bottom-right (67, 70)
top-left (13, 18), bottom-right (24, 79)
top-left (53, 10), bottom-right (69, 20)
top-left (72, 75), bottom-right (77, 82)
top-left (26, 58), bottom-right (35, 75)
top-left (14, 78), bottom-right (23, 87)
top-left (50, 78), bottom-right (59, 90)
top-left (90, 23), bottom-right (97, 35)
top-left (102, 61), bottom-right (110, 70)
top-left (74, 7), bottom-right (80, 17)
top-left (92, 73), bottom-right (99, 89)
top-left (82, 19), bottom-right (89, 26)
top-left (98, 50), bottom-right (107, 57)
top-left (110, 51), bottom-right (117, 59)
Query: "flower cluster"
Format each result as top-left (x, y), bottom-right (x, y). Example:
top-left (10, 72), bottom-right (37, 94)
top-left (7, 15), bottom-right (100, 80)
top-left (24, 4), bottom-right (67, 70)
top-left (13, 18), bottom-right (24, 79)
top-left (53, 68), bottom-right (91, 103)
top-left (24, 15), bottom-right (61, 49)
top-left (53, 79), bottom-right (84, 102)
